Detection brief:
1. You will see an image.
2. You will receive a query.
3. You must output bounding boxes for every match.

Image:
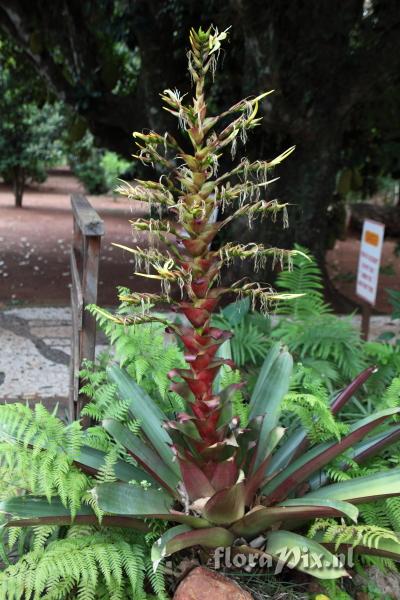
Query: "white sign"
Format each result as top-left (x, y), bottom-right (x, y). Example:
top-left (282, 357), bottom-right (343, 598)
top-left (356, 219), bottom-right (385, 306)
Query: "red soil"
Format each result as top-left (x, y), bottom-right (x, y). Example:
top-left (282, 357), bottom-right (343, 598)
top-left (327, 235), bottom-right (400, 314)
top-left (1, 170), bottom-right (399, 313)
top-left (0, 170), bottom-right (159, 306)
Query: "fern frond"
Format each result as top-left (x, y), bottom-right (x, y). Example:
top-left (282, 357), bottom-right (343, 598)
top-left (0, 529), bottom-right (155, 600)
top-left (0, 404), bottom-right (91, 515)
top-left (219, 367), bottom-right (248, 426)
top-left (275, 244), bottom-right (330, 318)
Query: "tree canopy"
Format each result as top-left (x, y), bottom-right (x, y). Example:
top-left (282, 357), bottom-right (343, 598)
top-left (0, 0), bottom-right (399, 262)
top-left (0, 35), bottom-right (63, 206)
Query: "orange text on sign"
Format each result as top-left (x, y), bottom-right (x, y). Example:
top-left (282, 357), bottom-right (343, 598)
top-left (364, 230), bottom-right (380, 247)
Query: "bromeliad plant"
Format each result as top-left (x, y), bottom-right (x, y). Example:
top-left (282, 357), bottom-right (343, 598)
top-left (2, 25), bottom-right (400, 583)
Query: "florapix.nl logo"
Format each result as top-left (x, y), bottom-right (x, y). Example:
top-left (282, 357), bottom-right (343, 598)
top-left (211, 545), bottom-right (354, 575)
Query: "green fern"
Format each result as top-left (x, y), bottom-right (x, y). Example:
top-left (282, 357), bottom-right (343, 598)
top-left (219, 367), bottom-right (249, 426)
top-left (284, 373), bottom-right (348, 443)
top-left (0, 526), bottom-right (166, 600)
top-left (0, 404), bottom-right (90, 515)
top-left (363, 343), bottom-right (400, 397)
top-left (282, 391), bottom-right (347, 443)
top-left (385, 497), bottom-right (400, 532)
top-left (86, 301), bottom-right (185, 413)
top-left (321, 580), bottom-right (352, 600)
top-left (81, 306), bottom-right (186, 426)
top-left (275, 244), bottom-right (330, 318)
top-left (309, 520), bottom-right (400, 551)
top-left (273, 313), bottom-right (365, 383)
top-left (381, 377), bottom-right (400, 414)
top-left (270, 246), bottom-right (367, 385)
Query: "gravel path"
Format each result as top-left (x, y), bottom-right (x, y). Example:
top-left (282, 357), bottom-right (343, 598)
top-left (1, 306), bottom-right (398, 410)
top-left (0, 306), bottom-right (108, 414)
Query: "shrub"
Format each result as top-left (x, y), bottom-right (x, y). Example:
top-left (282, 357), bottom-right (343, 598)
top-left (68, 131), bottom-right (131, 195)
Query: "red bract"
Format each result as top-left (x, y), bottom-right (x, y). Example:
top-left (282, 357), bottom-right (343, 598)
top-left (80, 25), bottom-right (400, 576)
top-left (2, 26), bottom-right (400, 588)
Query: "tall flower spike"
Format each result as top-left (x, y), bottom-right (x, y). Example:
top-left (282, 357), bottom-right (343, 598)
top-left (95, 25), bottom-right (301, 463)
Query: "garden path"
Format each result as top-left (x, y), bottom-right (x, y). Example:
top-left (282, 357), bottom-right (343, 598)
top-left (0, 305), bottom-right (108, 411)
top-left (0, 169), bottom-right (156, 306)
top-left (0, 304), bottom-right (398, 406)
top-left (0, 170), bottom-right (399, 405)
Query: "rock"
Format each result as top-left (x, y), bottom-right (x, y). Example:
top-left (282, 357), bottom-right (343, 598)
top-left (173, 567), bottom-right (253, 600)
top-left (354, 566), bottom-right (400, 599)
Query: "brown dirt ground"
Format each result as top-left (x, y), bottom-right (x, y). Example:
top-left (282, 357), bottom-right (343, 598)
top-left (0, 170), bottom-right (160, 306)
top-left (1, 170), bottom-right (399, 312)
top-left (327, 233), bottom-right (400, 314)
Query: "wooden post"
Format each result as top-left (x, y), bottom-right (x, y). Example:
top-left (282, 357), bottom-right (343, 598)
top-left (69, 193), bottom-right (105, 422)
top-left (361, 302), bottom-right (372, 341)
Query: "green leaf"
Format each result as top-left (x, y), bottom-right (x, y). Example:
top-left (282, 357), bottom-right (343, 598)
top-left (75, 444), bottom-right (157, 484)
top-left (230, 498), bottom-right (358, 538)
top-left (151, 525), bottom-right (191, 570)
top-left (203, 482), bottom-right (245, 525)
top-left (263, 407), bottom-right (400, 502)
top-left (0, 496), bottom-right (93, 519)
top-left (277, 497), bottom-right (358, 522)
top-left (266, 530), bottom-right (349, 579)
top-left (221, 297), bottom-right (250, 325)
top-left (351, 424), bottom-right (400, 463)
top-left (244, 426), bottom-right (285, 504)
top-left (102, 419), bottom-right (179, 496)
top-left (94, 482), bottom-right (173, 516)
top-left (107, 365), bottom-right (179, 475)
top-left (152, 525), bottom-right (234, 570)
top-left (303, 468), bottom-right (400, 503)
top-left (248, 343), bottom-right (280, 416)
top-left (0, 496), bottom-right (151, 529)
top-left (266, 428), bottom-right (306, 476)
top-left (249, 346), bottom-right (293, 470)
top-left (267, 367), bottom-right (377, 476)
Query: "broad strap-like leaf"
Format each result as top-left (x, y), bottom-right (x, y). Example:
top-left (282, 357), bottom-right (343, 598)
top-left (249, 346), bottom-right (293, 470)
top-left (352, 424), bottom-right (400, 463)
top-left (107, 365), bottom-right (179, 476)
top-left (0, 496), bottom-right (148, 530)
top-left (266, 366), bottom-right (377, 476)
top-left (230, 498), bottom-right (358, 538)
top-left (309, 424), bottom-right (400, 491)
top-left (102, 419), bottom-right (179, 497)
top-left (75, 444), bottom-right (157, 484)
top-left (266, 427), bottom-right (306, 476)
top-left (221, 297), bottom-right (250, 325)
top-left (152, 524), bottom-right (234, 570)
top-left (302, 468), bottom-right (400, 504)
top-left (308, 424), bottom-right (400, 491)
top-left (245, 426), bottom-right (285, 504)
top-left (265, 530), bottom-right (349, 579)
top-left (330, 366), bottom-right (378, 414)
top-left (177, 456), bottom-right (215, 501)
top-left (214, 336), bottom-right (232, 393)
top-left (94, 482), bottom-right (173, 516)
top-left (248, 343), bottom-right (282, 417)
top-left (203, 481), bottom-right (246, 525)
top-left (262, 407), bottom-right (400, 503)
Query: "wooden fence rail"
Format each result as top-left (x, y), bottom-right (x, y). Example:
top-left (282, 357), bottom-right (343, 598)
top-left (69, 193), bottom-right (104, 421)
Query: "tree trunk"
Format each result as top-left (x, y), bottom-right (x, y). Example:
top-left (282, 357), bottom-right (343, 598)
top-left (221, 129), bottom-right (343, 286)
top-left (1, 0), bottom-right (400, 270)
top-left (13, 167), bottom-right (25, 208)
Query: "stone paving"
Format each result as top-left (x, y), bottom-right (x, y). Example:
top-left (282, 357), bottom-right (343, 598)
top-left (0, 307), bottom-right (71, 413)
top-left (1, 306), bottom-right (399, 412)
top-left (0, 306), bottom-right (108, 413)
